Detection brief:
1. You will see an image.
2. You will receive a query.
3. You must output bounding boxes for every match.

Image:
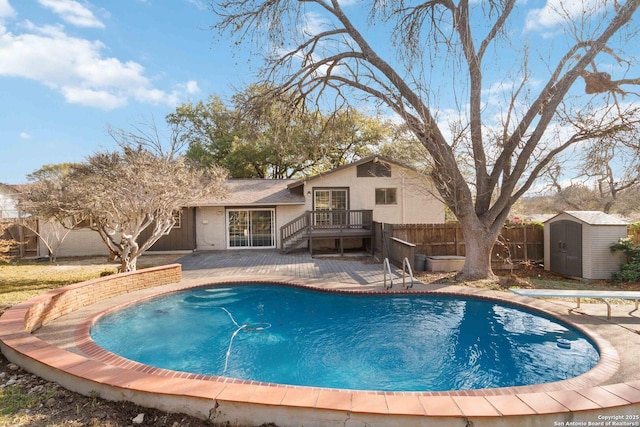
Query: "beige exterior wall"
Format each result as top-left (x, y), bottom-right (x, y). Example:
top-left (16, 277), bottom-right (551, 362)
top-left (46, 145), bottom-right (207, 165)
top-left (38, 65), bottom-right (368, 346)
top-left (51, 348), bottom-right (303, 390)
top-left (584, 225), bottom-right (627, 280)
top-left (195, 207), bottom-right (227, 250)
top-left (275, 205), bottom-right (307, 246)
top-left (39, 224), bottom-right (108, 258)
top-left (301, 162), bottom-right (444, 224)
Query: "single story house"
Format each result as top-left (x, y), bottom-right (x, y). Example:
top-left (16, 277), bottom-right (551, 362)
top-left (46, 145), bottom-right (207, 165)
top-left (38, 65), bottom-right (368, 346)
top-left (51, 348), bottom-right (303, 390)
top-left (38, 156), bottom-right (446, 257)
top-left (0, 183), bottom-right (20, 219)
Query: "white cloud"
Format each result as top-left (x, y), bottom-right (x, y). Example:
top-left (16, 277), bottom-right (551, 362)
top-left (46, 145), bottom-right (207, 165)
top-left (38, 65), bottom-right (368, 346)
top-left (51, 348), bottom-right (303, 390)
top-left (61, 86), bottom-right (127, 109)
top-left (0, 0), bottom-right (15, 21)
top-left (184, 80), bottom-right (199, 94)
top-left (0, 20), bottom-right (195, 110)
top-left (38, 0), bottom-right (104, 29)
top-left (19, 131), bottom-right (31, 139)
top-left (301, 12), bottom-right (330, 37)
top-left (525, 0), bottom-right (608, 32)
top-left (184, 0), bottom-right (206, 10)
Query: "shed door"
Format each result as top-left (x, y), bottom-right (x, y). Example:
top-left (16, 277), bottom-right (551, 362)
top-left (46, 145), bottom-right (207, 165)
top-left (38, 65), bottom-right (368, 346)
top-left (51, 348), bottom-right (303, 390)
top-left (549, 220), bottom-right (582, 277)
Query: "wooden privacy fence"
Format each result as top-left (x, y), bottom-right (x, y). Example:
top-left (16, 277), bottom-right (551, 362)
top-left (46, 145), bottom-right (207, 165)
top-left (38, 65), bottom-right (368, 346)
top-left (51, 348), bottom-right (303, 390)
top-left (375, 222), bottom-right (545, 266)
top-left (630, 226), bottom-right (640, 245)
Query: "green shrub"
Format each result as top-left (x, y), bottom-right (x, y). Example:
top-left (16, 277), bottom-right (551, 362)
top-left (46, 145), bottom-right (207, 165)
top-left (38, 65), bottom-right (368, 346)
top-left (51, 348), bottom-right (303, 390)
top-left (610, 237), bottom-right (640, 283)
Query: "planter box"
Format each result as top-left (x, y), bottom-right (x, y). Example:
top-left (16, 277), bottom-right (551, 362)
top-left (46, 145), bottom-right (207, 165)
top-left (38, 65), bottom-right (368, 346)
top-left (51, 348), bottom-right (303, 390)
top-left (426, 256), bottom-right (465, 272)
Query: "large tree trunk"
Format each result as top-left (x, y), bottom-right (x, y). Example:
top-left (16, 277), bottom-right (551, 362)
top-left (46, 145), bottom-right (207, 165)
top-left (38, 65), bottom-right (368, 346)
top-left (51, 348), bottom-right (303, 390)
top-left (456, 217), bottom-right (501, 281)
top-left (120, 255), bottom-right (137, 273)
top-left (119, 239), bottom-right (139, 273)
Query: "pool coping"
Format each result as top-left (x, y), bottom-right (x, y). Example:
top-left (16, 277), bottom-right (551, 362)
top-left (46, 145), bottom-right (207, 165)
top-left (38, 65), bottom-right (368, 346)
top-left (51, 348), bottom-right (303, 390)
top-left (2, 270), bottom-right (640, 426)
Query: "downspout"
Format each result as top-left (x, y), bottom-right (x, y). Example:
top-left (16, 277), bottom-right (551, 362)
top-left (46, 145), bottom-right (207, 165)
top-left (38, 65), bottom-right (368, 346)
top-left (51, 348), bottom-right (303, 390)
top-left (192, 207), bottom-right (197, 251)
top-left (401, 175), bottom-right (406, 224)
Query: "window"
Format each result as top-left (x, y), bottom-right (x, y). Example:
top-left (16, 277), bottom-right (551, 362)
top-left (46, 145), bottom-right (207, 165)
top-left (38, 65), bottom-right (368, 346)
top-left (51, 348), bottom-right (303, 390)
top-left (375, 188), bottom-right (397, 205)
top-left (172, 210), bottom-right (182, 229)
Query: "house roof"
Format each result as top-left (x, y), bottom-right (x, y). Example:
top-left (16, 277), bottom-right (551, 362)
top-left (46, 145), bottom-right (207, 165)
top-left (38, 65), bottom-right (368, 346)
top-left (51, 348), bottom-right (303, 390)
top-left (287, 155), bottom-right (417, 189)
top-left (546, 210), bottom-right (628, 226)
top-left (191, 156), bottom-right (419, 207)
top-left (192, 179), bottom-right (305, 207)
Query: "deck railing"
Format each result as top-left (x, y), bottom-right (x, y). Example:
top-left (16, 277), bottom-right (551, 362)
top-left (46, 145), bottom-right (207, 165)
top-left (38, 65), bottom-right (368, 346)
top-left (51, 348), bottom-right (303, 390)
top-left (280, 211), bottom-right (312, 249)
top-left (281, 210), bottom-right (373, 250)
top-left (309, 210), bottom-right (373, 230)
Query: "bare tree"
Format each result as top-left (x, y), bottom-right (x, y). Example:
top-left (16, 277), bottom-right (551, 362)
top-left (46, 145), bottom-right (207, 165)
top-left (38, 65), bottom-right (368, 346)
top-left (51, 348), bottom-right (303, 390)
top-left (65, 146), bottom-right (226, 272)
top-left (209, 0), bottom-right (640, 279)
top-left (545, 118), bottom-right (640, 214)
top-left (0, 222), bottom-right (18, 263)
top-left (22, 124), bottom-right (227, 272)
top-left (15, 164), bottom-right (86, 262)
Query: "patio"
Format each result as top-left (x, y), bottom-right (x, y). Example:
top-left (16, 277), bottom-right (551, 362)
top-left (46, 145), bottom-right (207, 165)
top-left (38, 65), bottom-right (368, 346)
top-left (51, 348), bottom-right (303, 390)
top-left (179, 249), bottom-right (398, 287)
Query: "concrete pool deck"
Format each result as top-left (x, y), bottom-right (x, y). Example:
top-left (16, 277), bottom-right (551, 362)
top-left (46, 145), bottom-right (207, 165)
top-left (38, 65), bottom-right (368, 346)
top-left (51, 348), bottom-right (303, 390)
top-left (2, 250), bottom-right (640, 426)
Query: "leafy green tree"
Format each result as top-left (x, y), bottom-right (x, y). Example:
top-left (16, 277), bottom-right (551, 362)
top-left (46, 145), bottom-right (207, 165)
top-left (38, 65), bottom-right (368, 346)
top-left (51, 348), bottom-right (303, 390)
top-left (168, 85), bottom-right (391, 178)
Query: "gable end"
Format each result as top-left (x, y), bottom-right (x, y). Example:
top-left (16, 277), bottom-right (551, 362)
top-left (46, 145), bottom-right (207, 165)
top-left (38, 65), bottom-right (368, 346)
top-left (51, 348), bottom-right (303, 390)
top-left (356, 160), bottom-right (391, 178)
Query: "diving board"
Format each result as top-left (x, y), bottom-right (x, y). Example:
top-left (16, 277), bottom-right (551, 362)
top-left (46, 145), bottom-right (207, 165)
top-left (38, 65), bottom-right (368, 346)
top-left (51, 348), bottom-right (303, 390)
top-left (509, 288), bottom-right (640, 320)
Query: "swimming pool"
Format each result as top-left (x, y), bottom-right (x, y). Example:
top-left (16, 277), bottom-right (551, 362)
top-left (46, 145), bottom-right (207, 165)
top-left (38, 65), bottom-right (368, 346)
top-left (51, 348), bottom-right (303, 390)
top-left (91, 284), bottom-right (599, 392)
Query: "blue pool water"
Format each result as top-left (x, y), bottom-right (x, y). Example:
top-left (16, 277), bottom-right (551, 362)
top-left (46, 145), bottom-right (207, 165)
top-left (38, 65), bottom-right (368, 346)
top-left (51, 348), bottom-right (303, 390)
top-left (91, 284), bottom-right (599, 392)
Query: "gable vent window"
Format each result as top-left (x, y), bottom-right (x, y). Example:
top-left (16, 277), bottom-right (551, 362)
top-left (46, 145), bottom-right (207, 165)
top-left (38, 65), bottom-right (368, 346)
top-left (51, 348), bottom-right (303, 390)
top-left (357, 161), bottom-right (391, 177)
top-left (375, 188), bottom-right (397, 205)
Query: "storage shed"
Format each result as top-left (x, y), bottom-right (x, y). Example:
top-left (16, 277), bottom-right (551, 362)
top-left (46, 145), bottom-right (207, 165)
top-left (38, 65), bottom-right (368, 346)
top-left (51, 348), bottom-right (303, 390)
top-left (544, 211), bottom-right (628, 280)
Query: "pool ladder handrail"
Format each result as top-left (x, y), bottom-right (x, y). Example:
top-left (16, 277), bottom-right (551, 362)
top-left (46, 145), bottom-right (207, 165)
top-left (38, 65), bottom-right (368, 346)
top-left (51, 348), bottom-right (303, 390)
top-left (383, 257), bottom-right (393, 289)
top-left (383, 257), bottom-right (415, 289)
top-left (402, 257), bottom-right (415, 289)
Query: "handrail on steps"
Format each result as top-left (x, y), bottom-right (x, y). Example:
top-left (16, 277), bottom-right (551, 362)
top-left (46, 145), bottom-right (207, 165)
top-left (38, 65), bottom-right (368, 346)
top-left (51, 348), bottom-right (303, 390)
top-left (383, 258), bottom-right (393, 289)
top-left (402, 257), bottom-right (415, 289)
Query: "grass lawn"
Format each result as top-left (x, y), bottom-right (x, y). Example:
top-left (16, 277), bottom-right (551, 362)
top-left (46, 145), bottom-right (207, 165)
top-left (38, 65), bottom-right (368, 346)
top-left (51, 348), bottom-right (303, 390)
top-left (0, 255), bottom-right (181, 314)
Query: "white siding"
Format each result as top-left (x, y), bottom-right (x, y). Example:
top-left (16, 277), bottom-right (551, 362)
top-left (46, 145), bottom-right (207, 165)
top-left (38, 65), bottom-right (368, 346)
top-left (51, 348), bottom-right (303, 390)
top-left (43, 227), bottom-right (108, 257)
top-left (0, 191), bottom-right (19, 219)
top-left (587, 225), bottom-right (627, 280)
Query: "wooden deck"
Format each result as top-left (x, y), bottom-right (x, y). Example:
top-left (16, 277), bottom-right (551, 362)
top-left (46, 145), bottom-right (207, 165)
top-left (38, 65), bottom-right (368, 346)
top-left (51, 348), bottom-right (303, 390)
top-left (280, 210), bottom-right (374, 254)
top-left (307, 226), bottom-right (374, 255)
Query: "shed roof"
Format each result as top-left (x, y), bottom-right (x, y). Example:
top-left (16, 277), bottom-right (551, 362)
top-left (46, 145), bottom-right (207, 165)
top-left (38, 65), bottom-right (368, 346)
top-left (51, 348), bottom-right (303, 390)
top-left (546, 211), bottom-right (628, 226)
top-left (191, 179), bottom-right (305, 207)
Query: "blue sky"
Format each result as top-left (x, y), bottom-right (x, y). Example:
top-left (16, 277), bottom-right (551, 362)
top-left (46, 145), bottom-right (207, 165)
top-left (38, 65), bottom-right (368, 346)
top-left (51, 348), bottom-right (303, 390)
top-left (0, 0), bottom-right (637, 185)
top-left (0, 0), bottom-right (256, 183)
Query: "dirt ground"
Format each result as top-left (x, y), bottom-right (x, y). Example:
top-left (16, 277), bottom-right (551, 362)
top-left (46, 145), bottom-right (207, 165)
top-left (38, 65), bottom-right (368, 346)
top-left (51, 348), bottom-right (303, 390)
top-left (1, 262), bottom-right (637, 426)
top-left (0, 356), bottom-right (219, 426)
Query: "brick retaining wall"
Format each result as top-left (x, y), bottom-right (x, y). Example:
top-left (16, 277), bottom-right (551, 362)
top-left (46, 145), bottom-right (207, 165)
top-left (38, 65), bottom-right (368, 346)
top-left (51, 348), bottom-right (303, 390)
top-left (23, 264), bottom-right (182, 332)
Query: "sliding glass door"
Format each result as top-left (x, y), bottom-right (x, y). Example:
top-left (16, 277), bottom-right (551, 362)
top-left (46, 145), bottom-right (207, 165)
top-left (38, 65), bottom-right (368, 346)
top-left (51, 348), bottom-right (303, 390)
top-left (227, 209), bottom-right (275, 248)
